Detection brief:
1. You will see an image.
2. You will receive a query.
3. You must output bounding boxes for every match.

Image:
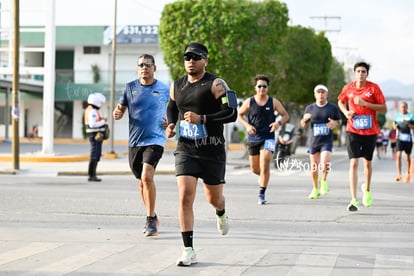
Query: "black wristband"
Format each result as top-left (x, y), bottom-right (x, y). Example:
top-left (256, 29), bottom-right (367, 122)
top-left (200, 114), bottom-right (205, 124)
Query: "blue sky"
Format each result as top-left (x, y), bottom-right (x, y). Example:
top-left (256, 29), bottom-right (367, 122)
top-left (2, 0), bottom-right (413, 85)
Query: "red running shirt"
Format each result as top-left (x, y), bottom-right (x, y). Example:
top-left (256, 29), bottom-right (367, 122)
top-left (338, 81), bottom-right (386, 135)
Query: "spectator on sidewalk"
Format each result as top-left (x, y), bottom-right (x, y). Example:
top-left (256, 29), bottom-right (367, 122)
top-left (84, 92), bottom-right (107, 182)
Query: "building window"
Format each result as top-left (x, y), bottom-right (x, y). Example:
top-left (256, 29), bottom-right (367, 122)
top-left (0, 106), bottom-right (11, 124)
top-left (83, 46), bottom-right (101, 54)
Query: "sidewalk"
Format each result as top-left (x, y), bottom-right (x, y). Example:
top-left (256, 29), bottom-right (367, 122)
top-left (0, 140), bottom-right (253, 176)
top-left (0, 139), bottom-right (347, 176)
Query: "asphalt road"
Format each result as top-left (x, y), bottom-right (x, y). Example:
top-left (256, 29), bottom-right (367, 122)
top-left (0, 149), bottom-right (413, 275)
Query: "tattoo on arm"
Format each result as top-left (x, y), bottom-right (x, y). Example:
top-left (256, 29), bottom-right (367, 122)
top-left (215, 79), bottom-right (227, 96)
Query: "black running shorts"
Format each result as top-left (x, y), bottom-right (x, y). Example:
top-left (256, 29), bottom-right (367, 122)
top-left (128, 145), bottom-right (164, 179)
top-left (346, 132), bottom-right (376, 161)
top-left (174, 152), bottom-right (226, 185)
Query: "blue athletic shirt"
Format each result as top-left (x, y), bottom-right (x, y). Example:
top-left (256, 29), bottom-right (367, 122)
top-left (394, 112), bottom-right (414, 142)
top-left (119, 79), bottom-right (169, 147)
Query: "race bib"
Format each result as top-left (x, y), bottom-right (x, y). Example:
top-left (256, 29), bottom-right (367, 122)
top-left (398, 133), bottom-right (412, 142)
top-left (353, 115), bottom-right (372, 130)
top-left (313, 123), bottom-right (329, 136)
top-left (179, 120), bottom-right (208, 140)
top-left (264, 139), bottom-right (275, 152)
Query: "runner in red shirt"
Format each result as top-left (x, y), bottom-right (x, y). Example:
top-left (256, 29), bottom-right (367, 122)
top-left (338, 61), bottom-right (387, 212)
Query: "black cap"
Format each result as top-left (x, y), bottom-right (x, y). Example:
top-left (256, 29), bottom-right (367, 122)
top-left (184, 42), bottom-right (208, 58)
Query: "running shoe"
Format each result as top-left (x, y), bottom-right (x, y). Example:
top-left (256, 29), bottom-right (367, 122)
top-left (308, 188), bottom-right (320, 199)
top-left (405, 172), bottom-right (411, 183)
top-left (216, 212), bottom-right (229, 235)
top-left (143, 215), bottom-right (160, 234)
top-left (320, 179), bottom-right (329, 195)
top-left (347, 199), bottom-right (359, 212)
top-left (144, 216), bottom-right (159, 237)
top-left (396, 175), bottom-right (402, 181)
top-left (176, 247), bottom-right (197, 266)
top-left (258, 194), bottom-right (267, 205)
top-left (361, 185), bottom-right (372, 207)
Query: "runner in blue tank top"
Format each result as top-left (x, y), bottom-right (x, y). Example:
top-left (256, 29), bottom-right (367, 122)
top-left (238, 75), bottom-right (289, 205)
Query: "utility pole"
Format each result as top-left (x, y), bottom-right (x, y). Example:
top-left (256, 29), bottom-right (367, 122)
top-left (0, 2), bottom-right (7, 142)
top-left (309, 16), bottom-right (341, 34)
top-left (335, 46), bottom-right (358, 63)
top-left (11, 0), bottom-right (20, 170)
top-left (108, 0), bottom-right (117, 156)
top-left (310, 17), bottom-right (358, 67)
top-left (335, 46), bottom-right (358, 82)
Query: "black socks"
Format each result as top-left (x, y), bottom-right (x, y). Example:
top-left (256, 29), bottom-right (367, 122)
top-left (216, 209), bottom-right (225, 217)
top-left (181, 231), bottom-right (193, 248)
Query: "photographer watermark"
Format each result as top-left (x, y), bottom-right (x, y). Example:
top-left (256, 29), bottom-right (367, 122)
top-left (274, 152), bottom-right (332, 173)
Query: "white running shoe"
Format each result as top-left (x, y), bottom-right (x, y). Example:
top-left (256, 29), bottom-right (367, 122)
top-left (216, 212), bottom-right (229, 235)
top-left (176, 247), bottom-right (197, 266)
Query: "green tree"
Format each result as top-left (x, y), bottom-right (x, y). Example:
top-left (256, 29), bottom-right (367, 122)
top-left (276, 26), bottom-right (332, 103)
top-left (377, 112), bottom-right (386, 128)
top-left (159, 0), bottom-right (289, 97)
top-left (327, 58), bottom-right (346, 102)
top-left (159, 0), bottom-right (341, 105)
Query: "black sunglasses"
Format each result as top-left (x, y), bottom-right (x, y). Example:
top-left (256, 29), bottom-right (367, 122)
top-left (184, 54), bottom-right (203, 61)
top-left (257, 85), bottom-right (268, 89)
top-left (137, 62), bottom-right (154, 68)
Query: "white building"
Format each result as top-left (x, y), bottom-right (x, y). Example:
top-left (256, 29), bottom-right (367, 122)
top-left (0, 24), bottom-right (171, 140)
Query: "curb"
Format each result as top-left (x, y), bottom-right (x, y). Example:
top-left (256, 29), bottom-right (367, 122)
top-left (0, 141), bottom-right (245, 163)
top-left (0, 154), bottom-right (90, 163)
top-left (57, 170), bottom-right (176, 176)
top-left (0, 152), bottom-right (126, 163)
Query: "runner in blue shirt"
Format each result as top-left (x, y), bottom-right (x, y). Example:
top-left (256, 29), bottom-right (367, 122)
top-left (113, 54), bottom-right (169, 237)
top-left (393, 101), bottom-right (414, 183)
